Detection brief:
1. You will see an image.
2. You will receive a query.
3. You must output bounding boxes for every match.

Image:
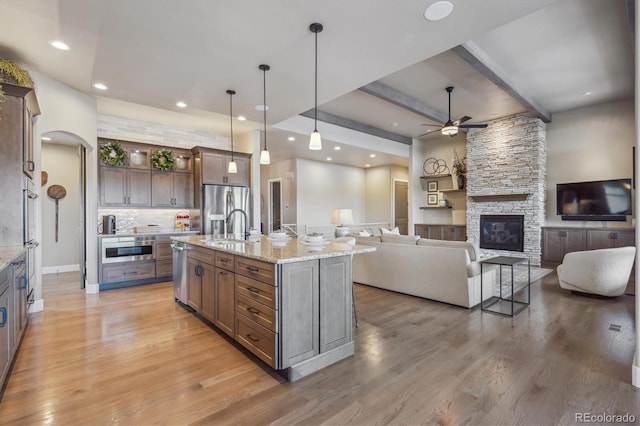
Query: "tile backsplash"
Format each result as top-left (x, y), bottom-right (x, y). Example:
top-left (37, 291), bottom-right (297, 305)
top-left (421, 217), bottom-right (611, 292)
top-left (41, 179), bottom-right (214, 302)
top-left (97, 208), bottom-right (199, 234)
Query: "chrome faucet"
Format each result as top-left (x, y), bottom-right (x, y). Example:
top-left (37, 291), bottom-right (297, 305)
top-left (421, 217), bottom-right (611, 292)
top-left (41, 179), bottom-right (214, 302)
top-left (226, 208), bottom-right (249, 240)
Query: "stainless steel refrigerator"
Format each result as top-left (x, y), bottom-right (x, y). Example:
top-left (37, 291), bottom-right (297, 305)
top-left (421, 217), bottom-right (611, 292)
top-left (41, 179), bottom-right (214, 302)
top-left (201, 185), bottom-right (250, 239)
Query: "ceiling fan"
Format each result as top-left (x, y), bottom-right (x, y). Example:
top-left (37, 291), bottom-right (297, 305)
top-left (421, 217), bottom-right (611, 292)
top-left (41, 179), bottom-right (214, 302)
top-left (419, 86), bottom-right (488, 137)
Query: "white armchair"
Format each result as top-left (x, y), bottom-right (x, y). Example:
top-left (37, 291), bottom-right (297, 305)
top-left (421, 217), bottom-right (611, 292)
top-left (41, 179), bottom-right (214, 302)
top-left (557, 246), bottom-right (636, 296)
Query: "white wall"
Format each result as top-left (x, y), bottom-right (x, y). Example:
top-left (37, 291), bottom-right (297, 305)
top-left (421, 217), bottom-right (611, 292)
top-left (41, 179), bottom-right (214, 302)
top-left (295, 159), bottom-right (365, 231)
top-left (365, 165), bottom-right (409, 224)
top-left (546, 98), bottom-right (635, 227)
top-left (41, 143), bottom-right (80, 270)
top-left (260, 159), bottom-right (297, 232)
top-left (31, 71), bottom-right (98, 304)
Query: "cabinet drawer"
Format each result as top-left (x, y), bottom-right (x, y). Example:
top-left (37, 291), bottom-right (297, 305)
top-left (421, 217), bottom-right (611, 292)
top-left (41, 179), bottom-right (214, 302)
top-left (187, 247), bottom-right (214, 265)
top-left (155, 242), bottom-right (172, 261)
top-left (236, 294), bottom-right (276, 332)
top-left (236, 257), bottom-right (274, 284)
top-left (235, 275), bottom-right (276, 309)
top-left (102, 261), bottom-right (155, 283)
top-left (235, 313), bottom-right (277, 368)
top-left (156, 259), bottom-right (172, 277)
top-left (216, 251), bottom-right (235, 272)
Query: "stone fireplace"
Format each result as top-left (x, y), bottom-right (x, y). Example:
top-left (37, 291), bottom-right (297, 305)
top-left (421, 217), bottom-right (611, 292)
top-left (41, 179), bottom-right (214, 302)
top-left (466, 113), bottom-right (546, 264)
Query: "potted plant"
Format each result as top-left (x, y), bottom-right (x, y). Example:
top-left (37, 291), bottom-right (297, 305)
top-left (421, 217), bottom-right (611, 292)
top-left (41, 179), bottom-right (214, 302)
top-left (452, 150), bottom-right (467, 190)
top-left (0, 58), bottom-right (35, 99)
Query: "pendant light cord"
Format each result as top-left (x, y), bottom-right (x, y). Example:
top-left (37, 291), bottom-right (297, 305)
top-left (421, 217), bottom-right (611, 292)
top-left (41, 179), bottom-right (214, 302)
top-left (263, 67), bottom-right (268, 150)
top-left (229, 92), bottom-right (234, 161)
top-left (314, 28), bottom-right (318, 132)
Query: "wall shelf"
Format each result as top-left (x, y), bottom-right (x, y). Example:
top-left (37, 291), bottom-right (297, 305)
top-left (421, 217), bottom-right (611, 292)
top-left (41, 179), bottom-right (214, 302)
top-left (420, 174), bottom-right (451, 179)
top-left (439, 188), bottom-right (465, 193)
top-left (468, 193), bottom-right (530, 202)
top-left (420, 206), bottom-right (452, 209)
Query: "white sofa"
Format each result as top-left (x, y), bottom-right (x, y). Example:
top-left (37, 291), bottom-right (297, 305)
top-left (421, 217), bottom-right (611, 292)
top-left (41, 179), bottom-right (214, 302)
top-left (557, 246), bottom-right (636, 296)
top-left (352, 235), bottom-right (496, 308)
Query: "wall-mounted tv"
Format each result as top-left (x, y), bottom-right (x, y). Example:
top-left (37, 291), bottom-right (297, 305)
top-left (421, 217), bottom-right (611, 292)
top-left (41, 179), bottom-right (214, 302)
top-left (556, 179), bottom-right (632, 221)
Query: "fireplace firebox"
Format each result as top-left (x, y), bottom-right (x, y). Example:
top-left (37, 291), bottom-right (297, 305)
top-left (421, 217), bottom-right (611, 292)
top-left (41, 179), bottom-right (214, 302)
top-left (479, 215), bottom-right (524, 252)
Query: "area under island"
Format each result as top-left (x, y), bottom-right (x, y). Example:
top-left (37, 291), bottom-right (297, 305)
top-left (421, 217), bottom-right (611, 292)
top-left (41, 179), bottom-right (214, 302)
top-left (171, 235), bottom-right (375, 381)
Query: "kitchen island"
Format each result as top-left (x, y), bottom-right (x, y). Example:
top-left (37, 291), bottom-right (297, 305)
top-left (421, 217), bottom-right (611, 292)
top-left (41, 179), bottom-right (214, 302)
top-left (171, 235), bottom-right (375, 381)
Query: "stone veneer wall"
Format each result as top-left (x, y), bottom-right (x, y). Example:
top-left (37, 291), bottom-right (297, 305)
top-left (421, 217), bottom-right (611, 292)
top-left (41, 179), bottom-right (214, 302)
top-left (466, 113), bottom-right (546, 264)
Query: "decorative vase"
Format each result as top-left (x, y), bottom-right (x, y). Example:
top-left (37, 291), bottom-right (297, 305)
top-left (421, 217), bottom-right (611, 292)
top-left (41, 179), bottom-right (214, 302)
top-left (457, 175), bottom-right (466, 190)
top-left (452, 174), bottom-right (459, 190)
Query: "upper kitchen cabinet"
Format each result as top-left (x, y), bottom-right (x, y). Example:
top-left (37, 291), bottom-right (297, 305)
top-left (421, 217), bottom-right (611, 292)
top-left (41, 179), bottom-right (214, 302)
top-left (151, 171), bottom-right (194, 208)
top-left (0, 84), bottom-right (40, 181)
top-left (126, 146), bottom-right (151, 169)
top-left (173, 150), bottom-right (194, 173)
top-left (195, 148), bottom-right (250, 187)
top-left (100, 166), bottom-right (151, 207)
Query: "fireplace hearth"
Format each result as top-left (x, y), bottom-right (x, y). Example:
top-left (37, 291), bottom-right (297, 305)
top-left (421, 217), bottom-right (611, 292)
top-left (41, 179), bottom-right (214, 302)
top-left (480, 215), bottom-right (524, 252)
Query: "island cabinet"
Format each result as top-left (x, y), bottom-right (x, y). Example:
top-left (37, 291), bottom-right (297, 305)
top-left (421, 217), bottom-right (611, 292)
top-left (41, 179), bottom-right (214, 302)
top-left (214, 251), bottom-right (235, 337)
top-left (186, 247), bottom-right (215, 317)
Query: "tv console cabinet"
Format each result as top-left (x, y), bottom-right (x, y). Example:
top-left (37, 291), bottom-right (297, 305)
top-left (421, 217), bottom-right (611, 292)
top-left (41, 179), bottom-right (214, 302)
top-left (541, 226), bottom-right (635, 263)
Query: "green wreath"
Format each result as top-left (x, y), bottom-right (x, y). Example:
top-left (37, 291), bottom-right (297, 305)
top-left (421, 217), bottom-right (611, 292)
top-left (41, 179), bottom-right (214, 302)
top-left (100, 142), bottom-right (126, 166)
top-left (152, 148), bottom-right (175, 171)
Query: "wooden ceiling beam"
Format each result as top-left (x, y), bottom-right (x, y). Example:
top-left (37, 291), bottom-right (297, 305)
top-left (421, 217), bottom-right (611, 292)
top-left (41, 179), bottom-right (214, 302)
top-left (452, 41), bottom-right (552, 123)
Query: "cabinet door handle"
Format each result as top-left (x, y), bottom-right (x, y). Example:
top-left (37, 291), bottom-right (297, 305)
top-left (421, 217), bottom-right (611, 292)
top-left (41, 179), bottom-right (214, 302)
top-left (246, 333), bottom-right (260, 343)
top-left (219, 258), bottom-right (229, 263)
top-left (124, 271), bottom-right (139, 275)
top-left (26, 160), bottom-right (35, 171)
top-left (219, 270), bottom-right (228, 276)
top-left (246, 266), bottom-right (260, 273)
top-left (19, 276), bottom-right (28, 289)
top-left (0, 307), bottom-right (6, 328)
top-left (246, 307), bottom-right (260, 315)
top-left (246, 287), bottom-right (260, 294)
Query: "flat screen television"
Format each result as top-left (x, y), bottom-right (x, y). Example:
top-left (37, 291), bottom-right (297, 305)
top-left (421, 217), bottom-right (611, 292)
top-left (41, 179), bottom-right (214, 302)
top-left (556, 179), bottom-right (632, 221)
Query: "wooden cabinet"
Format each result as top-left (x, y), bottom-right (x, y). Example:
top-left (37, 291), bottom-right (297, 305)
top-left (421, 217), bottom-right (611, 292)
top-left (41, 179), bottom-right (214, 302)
top-left (215, 268), bottom-right (235, 337)
top-left (0, 265), bottom-right (12, 390)
top-left (415, 224), bottom-right (466, 241)
top-left (586, 229), bottom-right (635, 250)
top-left (187, 248), bottom-right (215, 315)
top-left (102, 260), bottom-right (156, 283)
top-left (99, 166), bottom-right (151, 207)
top-left (12, 254), bottom-right (27, 351)
top-left (541, 227), bottom-right (635, 263)
top-left (200, 151), bottom-right (250, 186)
top-left (155, 235), bottom-right (173, 278)
top-left (126, 146), bottom-right (151, 169)
top-left (151, 171), bottom-right (194, 208)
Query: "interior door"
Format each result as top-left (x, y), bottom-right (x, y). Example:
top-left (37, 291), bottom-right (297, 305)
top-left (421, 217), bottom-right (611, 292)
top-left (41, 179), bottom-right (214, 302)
top-left (268, 179), bottom-right (282, 233)
top-left (394, 180), bottom-right (409, 235)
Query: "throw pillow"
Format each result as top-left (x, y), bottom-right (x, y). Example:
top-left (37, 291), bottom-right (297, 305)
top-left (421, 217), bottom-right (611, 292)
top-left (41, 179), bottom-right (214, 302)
top-left (359, 230), bottom-right (372, 237)
top-left (380, 227), bottom-right (400, 235)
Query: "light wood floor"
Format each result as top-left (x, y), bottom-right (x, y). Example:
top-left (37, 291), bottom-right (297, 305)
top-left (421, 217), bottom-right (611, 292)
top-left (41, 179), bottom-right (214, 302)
top-left (1, 270), bottom-right (638, 425)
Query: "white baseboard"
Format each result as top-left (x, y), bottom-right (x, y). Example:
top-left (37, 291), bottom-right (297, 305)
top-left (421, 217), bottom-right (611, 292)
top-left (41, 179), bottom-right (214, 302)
top-left (28, 299), bottom-right (44, 313)
top-left (42, 264), bottom-right (80, 275)
top-left (86, 283), bottom-right (100, 294)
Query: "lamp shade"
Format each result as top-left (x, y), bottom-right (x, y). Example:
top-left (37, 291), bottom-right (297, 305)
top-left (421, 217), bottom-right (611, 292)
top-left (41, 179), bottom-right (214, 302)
top-left (331, 208), bottom-right (354, 226)
top-left (260, 149), bottom-right (270, 165)
top-left (309, 129), bottom-right (322, 150)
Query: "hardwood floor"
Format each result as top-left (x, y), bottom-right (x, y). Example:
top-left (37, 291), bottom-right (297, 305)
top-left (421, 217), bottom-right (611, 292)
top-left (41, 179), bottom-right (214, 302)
top-left (1, 270), bottom-right (638, 425)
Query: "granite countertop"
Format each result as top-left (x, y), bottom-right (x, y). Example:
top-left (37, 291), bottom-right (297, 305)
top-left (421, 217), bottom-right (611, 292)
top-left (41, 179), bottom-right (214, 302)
top-left (98, 231), bottom-right (199, 238)
top-left (171, 235), bottom-right (376, 264)
top-left (0, 246), bottom-right (26, 271)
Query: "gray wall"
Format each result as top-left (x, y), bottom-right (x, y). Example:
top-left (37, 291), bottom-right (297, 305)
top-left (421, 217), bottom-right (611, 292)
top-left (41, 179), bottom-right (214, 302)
top-left (41, 142), bottom-right (80, 271)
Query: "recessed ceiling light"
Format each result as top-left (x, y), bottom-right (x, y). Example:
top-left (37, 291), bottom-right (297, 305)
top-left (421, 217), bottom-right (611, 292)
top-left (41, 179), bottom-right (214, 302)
top-left (176, 101), bottom-right (187, 108)
top-left (365, 164), bottom-right (371, 168)
top-left (391, 122), bottom-right (399, 127)
top-left (288, 136), bottom-right (296, 141)
top-left (255, 104), bottom-right (269, 111)
top-left (93, 82), bottom-right (108, 90)
top-left (49, 40), bottom-right (69, 50)
top-left (237, 115), bottom-right (247, 121)
top-left (41, 136), bottom-right (52, 141)
top-left (424, 1), bottom-right (454, 21)
top-left (326, 157), bottom-right (332, 161)
top-left (370, 154), bottom-right (376, 158)
top-left (334, 146), bottom-right (341, 150)
top-left (583, 91), bottom-right (592, 96)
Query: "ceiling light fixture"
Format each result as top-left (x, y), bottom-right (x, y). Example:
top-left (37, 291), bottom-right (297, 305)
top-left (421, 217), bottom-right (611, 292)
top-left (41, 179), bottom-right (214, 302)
top-left (441, 86), bottom-right (459, 136)
top-left (365, 164), bottom-right (371, 168)
top-left (49, 40), bottom-right (69, 50)
top-left (259, 64), bottom-right (271, 165)
top-left (326, 157), bottom-right (332, 161)
top-left (583, 91), bottom-right (592, 96)
top-left (288, 136), bottom-right (296, 141)
top-left (176, 101), bottom-right (187, 108)
top-left (370, 154), bottom-right (376, 158)
top-left (226, 90), bottom-right (238, 174)
top-left (309, 22), bottom-right (324, 150)
top-left (424, 1), bottom-right (454, 21)
top-left (237, 115), bottom-right (247, 121)
top-left (334, 146), bottom-right (341, 151)
top-left (41, 136), bottom-right (52, 141)
top-left (93, 82), bottom-right (108, 90)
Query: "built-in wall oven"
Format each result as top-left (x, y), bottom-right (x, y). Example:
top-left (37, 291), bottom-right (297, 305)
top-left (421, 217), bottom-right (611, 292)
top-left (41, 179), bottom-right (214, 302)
top-left (101, 236), bottom-right (155, 264)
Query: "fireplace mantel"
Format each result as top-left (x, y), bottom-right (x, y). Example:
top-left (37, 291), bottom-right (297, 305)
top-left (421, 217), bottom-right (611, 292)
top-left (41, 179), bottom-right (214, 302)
top-left (468, 193), bottom-right (530, 202)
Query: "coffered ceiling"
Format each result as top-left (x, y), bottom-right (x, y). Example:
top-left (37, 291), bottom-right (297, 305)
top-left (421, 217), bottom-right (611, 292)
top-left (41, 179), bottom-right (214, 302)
top-left (0, 0), bottom-right (634, 169)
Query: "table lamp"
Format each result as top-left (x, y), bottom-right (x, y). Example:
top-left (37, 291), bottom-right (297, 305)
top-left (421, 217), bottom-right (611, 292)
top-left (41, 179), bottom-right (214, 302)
top-left (331, 208), bottom-right (354, 238)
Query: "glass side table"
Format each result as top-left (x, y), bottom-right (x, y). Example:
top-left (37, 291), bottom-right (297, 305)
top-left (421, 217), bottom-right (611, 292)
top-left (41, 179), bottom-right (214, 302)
top-left (479, 256), bottom-right (530, 317)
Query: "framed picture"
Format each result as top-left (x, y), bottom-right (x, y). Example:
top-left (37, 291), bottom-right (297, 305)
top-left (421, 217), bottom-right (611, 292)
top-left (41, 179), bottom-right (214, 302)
top-left (427, 194), bottom-right (438, 205)
top-left (427, 181), bottom-right (438, 192)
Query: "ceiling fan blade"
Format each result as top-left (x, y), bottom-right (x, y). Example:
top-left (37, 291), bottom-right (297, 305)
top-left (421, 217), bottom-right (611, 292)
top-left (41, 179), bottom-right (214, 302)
top-left (455, 116), bottom-right (472, 125)
top-left (420, 124), bottom-right (442, 127)
top-left (417, 129), bottom-right (440, 138)
top-left (460, 123), bottom-right (488, 129)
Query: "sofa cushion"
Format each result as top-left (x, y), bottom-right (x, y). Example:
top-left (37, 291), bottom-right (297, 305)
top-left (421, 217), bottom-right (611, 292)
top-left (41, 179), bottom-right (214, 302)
top-left (417, 238), bottom-right (479, 261)
top-left (380, 226), bottom-right (401, 235)
top-left (355, 236), bottom-right (382, 244)
top-left (381, 235), bottom-right (420, 245)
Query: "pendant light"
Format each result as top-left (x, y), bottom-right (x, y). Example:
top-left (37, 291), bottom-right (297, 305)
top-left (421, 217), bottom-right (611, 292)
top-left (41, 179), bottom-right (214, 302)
top-left (259, 64), bottom-right (271, 165)
top-left (226, 89), bottom-right (238, 173)
top-left (309, 22), bottom-right (323, 150)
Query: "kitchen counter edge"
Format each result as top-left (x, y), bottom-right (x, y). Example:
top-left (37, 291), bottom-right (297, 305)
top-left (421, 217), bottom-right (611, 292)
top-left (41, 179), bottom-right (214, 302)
top-left (0, 246), bottom-right (27, 271)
